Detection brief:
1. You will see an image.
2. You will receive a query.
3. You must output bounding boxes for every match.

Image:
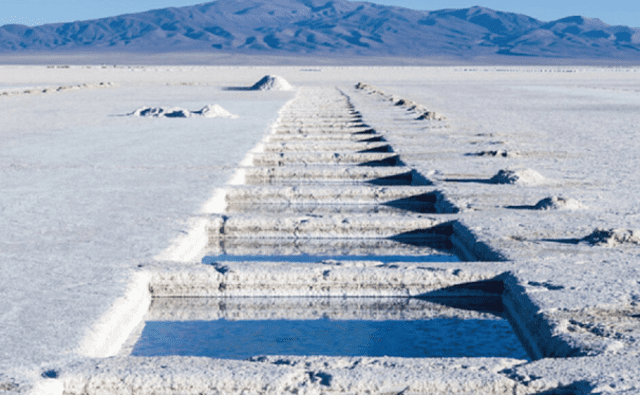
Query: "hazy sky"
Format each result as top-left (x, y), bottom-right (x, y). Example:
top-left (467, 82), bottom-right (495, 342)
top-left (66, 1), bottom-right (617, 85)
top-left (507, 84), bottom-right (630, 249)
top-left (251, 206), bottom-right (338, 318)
top-left (1, 0), bottom-right (637, 28)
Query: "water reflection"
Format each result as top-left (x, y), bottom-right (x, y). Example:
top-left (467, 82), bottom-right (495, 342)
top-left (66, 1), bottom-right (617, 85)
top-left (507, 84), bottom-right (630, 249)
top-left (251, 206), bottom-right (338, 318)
top-left (133, 297), bottom-right (529, 361)
top-left (203, 254), bottom-right (460, 264)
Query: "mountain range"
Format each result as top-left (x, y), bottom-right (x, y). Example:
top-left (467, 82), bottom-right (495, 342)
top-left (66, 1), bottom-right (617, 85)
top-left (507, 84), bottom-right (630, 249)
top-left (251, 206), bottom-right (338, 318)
top-left (1, 0), bottom-right (639, 60)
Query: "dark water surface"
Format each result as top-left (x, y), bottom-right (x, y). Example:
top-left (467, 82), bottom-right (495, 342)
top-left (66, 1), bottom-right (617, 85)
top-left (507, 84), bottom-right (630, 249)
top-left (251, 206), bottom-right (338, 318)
top-left (203, 254), bottom-right (460, 264)
top-left (132, 317), bottom-right (529, 360)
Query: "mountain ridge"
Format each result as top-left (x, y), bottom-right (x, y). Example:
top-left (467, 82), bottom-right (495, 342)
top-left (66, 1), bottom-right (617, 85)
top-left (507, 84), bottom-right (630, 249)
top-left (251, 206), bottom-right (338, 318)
top-left (1, 0), bottom-right (639, 60)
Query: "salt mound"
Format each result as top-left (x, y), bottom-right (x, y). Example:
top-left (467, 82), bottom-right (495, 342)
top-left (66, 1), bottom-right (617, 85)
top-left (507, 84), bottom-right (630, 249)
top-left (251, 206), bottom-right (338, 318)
top-left (354, 82), bottom-right (446, 120)
top-left (417, 111), bottom-right (446, 121)
top-left (395, 98), bottom-right (418, 107)
top-left (395, 98), bottom-right (444, 119)
top-left (193, 104), bottom-right (238, 119)
top-left (129, 104), bottom-right (238, 119)
top-left (250, 75), bottom-right (293, 91)
top-left (533, 196), bottom-right (586, 210)
top-left (411, 104), bottom-right (429, 112)
top-left (388, 95), bottom-right (401, 103)
top-left (1, 82), bottom-right (115, 97)
top-left (131, 107), bottom-right (190, 118)
top-left (355, 82), bottom-right (377, 91)
top-left (469, 150), bottom-right (519, 158)
top-left (490, 168), bottom-right (545, 185)
top-left (581, 228), bottom-right (640, 247)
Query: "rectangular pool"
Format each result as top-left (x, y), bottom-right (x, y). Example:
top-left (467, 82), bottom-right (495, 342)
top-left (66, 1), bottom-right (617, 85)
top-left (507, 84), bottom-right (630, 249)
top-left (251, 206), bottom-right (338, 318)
top-left (131, 297), bottom-right (529, 360)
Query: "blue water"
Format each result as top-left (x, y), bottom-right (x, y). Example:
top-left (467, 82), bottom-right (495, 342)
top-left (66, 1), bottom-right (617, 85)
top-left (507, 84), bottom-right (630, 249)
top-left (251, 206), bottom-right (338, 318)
top-left (131, 318), bottom-right (529, 360)
top-left (203, 254), bottom-right (460, 264)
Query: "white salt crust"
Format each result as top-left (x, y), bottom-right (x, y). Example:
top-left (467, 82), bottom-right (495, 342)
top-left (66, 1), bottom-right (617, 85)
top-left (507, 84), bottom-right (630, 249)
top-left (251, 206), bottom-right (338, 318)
top-left (129, 104), bottom-right (238, 118)
top-left (1, 66), bottom-right (640, 394)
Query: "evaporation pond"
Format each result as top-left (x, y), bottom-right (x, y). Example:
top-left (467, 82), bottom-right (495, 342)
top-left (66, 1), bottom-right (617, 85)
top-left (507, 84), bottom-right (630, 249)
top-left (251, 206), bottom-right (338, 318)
top-left (203, 254), bottom-right (460, 264)
top-left (131, 297), bottom-right (529, 360)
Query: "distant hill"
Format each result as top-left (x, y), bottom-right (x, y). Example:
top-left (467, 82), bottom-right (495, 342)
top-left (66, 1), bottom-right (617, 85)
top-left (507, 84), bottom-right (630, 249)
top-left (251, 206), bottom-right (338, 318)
top-left (1, 0), bottom-right (639, 60)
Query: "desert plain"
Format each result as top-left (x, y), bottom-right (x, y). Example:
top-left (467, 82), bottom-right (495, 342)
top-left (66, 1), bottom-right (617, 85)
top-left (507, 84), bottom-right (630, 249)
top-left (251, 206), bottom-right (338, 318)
top-left (1, 64), bottom-right (640, 394)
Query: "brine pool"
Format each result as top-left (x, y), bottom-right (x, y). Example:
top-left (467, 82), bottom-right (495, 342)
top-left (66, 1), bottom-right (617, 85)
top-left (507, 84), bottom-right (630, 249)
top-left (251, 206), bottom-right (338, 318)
top-left (131, 297), bottom-right (529, 360)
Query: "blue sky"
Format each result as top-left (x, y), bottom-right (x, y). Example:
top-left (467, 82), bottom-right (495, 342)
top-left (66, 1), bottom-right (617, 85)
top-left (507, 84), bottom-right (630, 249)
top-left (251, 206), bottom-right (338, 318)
top-left (1, 0), bottom-right (637, 28)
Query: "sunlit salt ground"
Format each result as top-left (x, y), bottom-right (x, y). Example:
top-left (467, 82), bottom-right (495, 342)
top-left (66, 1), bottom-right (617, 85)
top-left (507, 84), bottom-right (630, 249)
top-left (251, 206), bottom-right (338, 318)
top-left (131, 298), bottom-right (528, 360)
top-left (3, 65), bottom-right (640, 391)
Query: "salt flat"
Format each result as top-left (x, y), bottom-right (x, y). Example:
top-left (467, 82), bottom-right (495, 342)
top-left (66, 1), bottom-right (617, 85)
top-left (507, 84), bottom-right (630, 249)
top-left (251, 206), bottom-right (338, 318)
top-left (0, 66), bottom-right (293, 389)
top-left (1, 65), bottom-right (640, 394)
